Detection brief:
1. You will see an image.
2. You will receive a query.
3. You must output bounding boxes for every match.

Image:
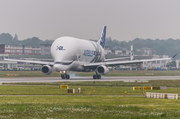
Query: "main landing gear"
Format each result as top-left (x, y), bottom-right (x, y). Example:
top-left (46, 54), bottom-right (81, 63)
top-left (93, 72), bottom-right (101, 79)
top-left (61, 72), bottom-right (70, 79)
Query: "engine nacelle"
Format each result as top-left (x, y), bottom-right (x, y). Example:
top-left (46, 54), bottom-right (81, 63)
top-left (41, 65), bottom-right (53, 75)
top-left (96, 65), bottom-right (109, 75)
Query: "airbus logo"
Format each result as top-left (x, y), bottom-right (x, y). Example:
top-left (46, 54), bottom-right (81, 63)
top-left (83, 50), bottom-right (100, 57)
top-left (56, 46), bottom-right (65, 50)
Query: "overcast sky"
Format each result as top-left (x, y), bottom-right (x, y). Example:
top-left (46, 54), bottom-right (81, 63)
top-left (0, 0), bottom-right (180, 41)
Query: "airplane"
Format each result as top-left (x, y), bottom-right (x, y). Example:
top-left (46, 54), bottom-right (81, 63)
top-left (4, 26), bottom-right (177, 79)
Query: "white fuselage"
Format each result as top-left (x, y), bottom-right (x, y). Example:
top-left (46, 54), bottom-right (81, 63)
top-left (51, 37), bottom-right (105, 72)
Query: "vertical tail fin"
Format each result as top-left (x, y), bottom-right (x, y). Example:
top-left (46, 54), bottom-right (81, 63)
top-left (130, 45), bottom-right (134, 60)
top-left (97, 26), bottom-right (106, 48)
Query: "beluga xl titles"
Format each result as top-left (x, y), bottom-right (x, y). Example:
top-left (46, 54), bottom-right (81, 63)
top-left (4, 26), bottom-right (177, 79)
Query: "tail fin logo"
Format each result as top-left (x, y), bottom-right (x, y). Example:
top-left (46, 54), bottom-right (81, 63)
top-left (100, 26), bottom-right (106, 48)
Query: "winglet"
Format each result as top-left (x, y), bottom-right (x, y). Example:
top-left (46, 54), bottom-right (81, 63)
top-left (130, 45), bottom-right (134, 60)
top-left (171, 54), bottom-right (177, 59)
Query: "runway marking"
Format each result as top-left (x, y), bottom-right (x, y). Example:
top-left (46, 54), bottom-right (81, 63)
top-left (0, 95), bottom-right (145, 97)
top-left (0, 76), bottom-right (180, 83)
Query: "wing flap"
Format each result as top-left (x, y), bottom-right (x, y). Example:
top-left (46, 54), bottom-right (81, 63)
top-left (4, 58), bottom-right (54, 66)
top-left (105, 57), bottom-right (130, 62)
top-left (83, 57), bottom-right (172, 67)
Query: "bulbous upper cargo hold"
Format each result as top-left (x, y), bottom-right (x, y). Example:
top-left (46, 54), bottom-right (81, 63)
top-left (51, 37), bottom-right (78, 62)
top-left (51, 36), bottom-right (105, 64)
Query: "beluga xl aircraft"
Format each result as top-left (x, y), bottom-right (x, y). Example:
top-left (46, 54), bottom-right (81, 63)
top-left (4, 26), bottom-right (177, 79)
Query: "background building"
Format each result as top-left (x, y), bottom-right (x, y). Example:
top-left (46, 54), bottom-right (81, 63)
top-left (1, 44), bottom-right (41, 55)
top-left (40, 44), bottom-right (51, 55)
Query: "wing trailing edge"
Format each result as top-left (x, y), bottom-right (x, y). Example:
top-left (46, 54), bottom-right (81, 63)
top-left (83, 54), bottom-right (177, 67)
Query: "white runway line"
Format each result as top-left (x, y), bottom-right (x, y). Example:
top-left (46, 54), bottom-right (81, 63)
top-left (0, 76), bottom-right (180, 83)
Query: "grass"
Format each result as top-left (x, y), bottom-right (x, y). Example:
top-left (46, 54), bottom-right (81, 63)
top-left (0, 71), bottom-right (62, 77)
top-left (0, 96), bottom-right (180, 118)
top-left (1, 79), bottom-right (180, 118)
top-left (0, 81), bottom-right (180, 118)
top-left (1, 84), bottom-right (180, 95)
top-left (1, 70), bottom-right (180, 77)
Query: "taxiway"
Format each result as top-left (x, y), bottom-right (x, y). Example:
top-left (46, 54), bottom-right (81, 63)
top-left (0, 76), bottom-right (180, 84)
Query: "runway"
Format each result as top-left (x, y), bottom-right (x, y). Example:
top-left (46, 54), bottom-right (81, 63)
top-left (0, 76), bottom-right (180, 83)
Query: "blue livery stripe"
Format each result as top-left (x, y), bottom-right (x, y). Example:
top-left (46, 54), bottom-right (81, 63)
top-left (100, 26), bottom-right (106, 48)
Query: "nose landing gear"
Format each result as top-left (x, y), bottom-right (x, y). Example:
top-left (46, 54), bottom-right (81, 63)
top-left (61, 74), bottom-right (70, 79)
top-left (61, 71), bottom-right (70, 79)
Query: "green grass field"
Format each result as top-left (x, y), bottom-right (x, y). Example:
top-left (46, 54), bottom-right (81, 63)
top-left (1, 70), bottom-right (180, 77)
top-left (0, 80), bottom-right (180, 118)
top-left (0, 85), bottom-right (180, 95)
top-left (1, 72), bottom-right (180, 118)
top-left (1, 71), bottom-right (62, 77)
top-left (0, 96), bottom-right (180, 118)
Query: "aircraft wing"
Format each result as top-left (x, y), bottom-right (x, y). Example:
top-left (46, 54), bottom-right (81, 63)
top-left (83, 54), bottom-right (177, 67)
top-left (4, 57), bottom-right (54, 66)
top-left (104, 57), bottom-right (130, 62)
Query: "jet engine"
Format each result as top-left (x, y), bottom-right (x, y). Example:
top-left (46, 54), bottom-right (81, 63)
top-left (41, 65), bottom-right (53, 75)
top-left (96, 65), bottom-right (109, 75)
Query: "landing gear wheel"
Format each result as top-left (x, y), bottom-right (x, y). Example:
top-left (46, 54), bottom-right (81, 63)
top-left (97, 75), bottom-right (101, 79)
top-left (93, 75), bottom-right (101, 79)
top-left (61, 74), bottom-right (70, 79)
top-left (66, 75), bottom-right (70, 79)
top-left (61, 74), bottom-right (65, 79)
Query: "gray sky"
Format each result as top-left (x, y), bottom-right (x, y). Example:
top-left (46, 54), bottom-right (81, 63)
top-left (0, 0), bottom-right (180, 41)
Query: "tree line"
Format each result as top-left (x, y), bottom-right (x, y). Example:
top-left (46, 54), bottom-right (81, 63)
top-left (105, 37), bottom-right (180, 58)
top-left (0, 33), bottom-right (53, 46)
top-left (0, 33), bottom-right (179, 58)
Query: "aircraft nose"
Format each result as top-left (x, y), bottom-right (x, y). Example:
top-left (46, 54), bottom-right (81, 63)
top-left (53, 64), bottom-right (69, 72)
top-left (53, 64), bottom-right (59, 71)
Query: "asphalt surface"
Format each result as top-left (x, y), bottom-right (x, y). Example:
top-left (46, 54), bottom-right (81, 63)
top-left (0, 95), bottom-right (144, 97)
top-left (0, 76), bottom-right (180, 84)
